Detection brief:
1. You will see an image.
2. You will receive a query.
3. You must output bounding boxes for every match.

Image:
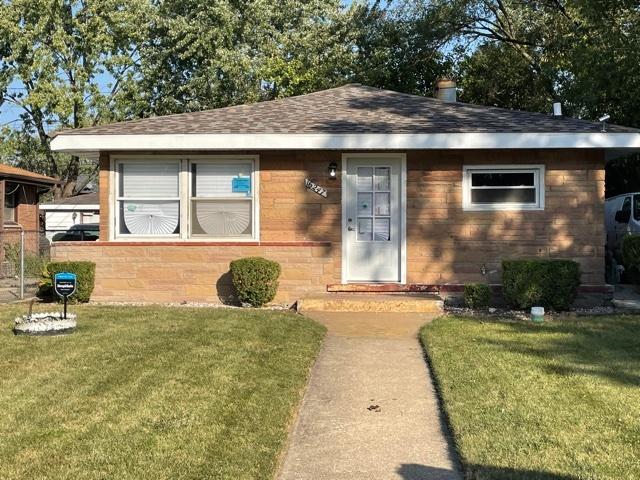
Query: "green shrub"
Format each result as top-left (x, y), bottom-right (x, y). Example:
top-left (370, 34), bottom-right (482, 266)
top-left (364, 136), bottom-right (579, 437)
top-left (38, 261), bottom-right (96, 303)
top-left (229, 257), bottom-right (281, 307)
top-left (464, 283), bottom-right (491, 309)
top-left (622, 235), bottom-right (640, 283)
top-left (502, 259), bottom-right (581, 311)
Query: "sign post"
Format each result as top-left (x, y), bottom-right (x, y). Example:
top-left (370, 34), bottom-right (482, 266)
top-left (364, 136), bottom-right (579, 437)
top-left (54, 272), bottom-right (77, 319)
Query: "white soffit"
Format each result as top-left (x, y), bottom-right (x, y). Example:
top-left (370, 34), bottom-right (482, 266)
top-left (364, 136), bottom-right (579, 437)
top-left (51, 132), bottom-right (640, 156)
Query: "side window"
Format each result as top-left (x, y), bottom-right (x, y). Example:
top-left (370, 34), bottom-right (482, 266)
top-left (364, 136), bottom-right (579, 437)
top-left (622, 197), bottom-right (631, 214)
top-left (620, 197), bottom-right (632, 224)
top-left (634, 195), bottom-right (640, 221)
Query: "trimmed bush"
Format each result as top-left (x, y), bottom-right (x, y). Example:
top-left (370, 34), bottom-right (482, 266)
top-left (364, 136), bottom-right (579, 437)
top-left (230, 257), bottom-right (281, 307)
top-left (464, 283), bottom-right (491, 309)
top-left (502, 259), bottom-right (581, 311)
top-left (38, 261), bottom-right (96, 303)
top-left (622, 235), bottom-right (640, 283)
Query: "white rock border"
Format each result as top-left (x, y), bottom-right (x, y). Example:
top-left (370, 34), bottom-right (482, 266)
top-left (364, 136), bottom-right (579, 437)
top-left (13, 312), bottom-right (77, 336)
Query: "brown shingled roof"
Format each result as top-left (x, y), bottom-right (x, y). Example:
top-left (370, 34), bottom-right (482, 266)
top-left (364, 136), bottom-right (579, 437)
top-left (0, 163), bottom-right (57, 185)
top-left (41, 192), bottom-right (98, 206)
top-left (53, 84), bottom-right (638, 137)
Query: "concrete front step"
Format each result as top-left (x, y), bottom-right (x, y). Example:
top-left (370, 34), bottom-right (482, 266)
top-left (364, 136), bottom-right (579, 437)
top-left (297, 293), bottom-right (444, 314)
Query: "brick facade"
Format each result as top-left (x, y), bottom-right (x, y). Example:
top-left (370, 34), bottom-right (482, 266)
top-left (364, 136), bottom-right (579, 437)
top-left (52, 149), bottom-right (606, 303)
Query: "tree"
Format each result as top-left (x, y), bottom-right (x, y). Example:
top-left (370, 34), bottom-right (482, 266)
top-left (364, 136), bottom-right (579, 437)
top-left (427, 0), bottom-right (640, 126)
top-left (0, 0), bottom-right (150, 198)
top-left (349, 1), bottom-right (452, 96)
top-left (457, 42), bottom-right (552, 113)
top-left (136, 0), bottom-right (357, 116)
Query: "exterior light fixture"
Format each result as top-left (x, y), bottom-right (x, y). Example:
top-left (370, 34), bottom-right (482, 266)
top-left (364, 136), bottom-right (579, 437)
top-left (328, 162), bottom-right (337, 179)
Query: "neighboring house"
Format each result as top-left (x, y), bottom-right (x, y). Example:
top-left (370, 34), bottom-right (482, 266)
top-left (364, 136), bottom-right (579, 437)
top-left (49, 83), bottom-right (640, 304)
top-left (40, 192), bottom-right (100, 240)
top-left (0, 164), bottom-right (57, 233)
top-left (0, 164), bottom-right (57, 274)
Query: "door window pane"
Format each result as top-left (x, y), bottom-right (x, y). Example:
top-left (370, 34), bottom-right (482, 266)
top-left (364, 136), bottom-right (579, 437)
top-left (358, 193), bottom-right (372, 216)
top-left (375, 192), bottom-right (390, 216)
top-left (357, 218), bottom-right (373, 241)
top-left (374, 218), bottom-right (390, 241)
top-left (357, 167), bottom-right (373, 191)
top-left (374, 167), bottom-right (390, 190)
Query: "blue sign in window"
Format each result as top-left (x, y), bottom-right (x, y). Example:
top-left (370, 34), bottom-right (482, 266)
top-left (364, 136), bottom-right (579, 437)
top-left (232, 177), bottom-right (251, 193)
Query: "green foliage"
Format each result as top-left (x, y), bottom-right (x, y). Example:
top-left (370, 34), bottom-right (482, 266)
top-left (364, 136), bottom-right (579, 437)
top-left (622, 235), bottom-right (640, 283)
top-left (348, 2), bottom-right (452, 97)
top-left (502, 260), bottom-right (581, 311)
top-left (457, 42), bottom-right (552, 113)
top-left (138, 0), bottom-right (354, 115)
top-left (432, 0), bottom-right (640, 128)
top-left (38, 261), bottom-right (96, 303)
top-left (0, 0), bottom-right (151, 197)
top-left (606, 153), bottom-right (640, 198)
top-left (229, 257), bottom-right (281, 307)
top-left (3, 242), bottom-right (46, 278)
top-left (463, 283), bottom-right (491, 309)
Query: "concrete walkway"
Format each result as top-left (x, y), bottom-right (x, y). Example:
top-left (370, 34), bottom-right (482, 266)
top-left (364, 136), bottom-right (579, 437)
top-left (277, 312), bottom-right (461, 480)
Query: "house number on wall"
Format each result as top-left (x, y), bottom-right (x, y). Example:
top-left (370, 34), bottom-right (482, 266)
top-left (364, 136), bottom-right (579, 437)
top-left (304, 178), bottom-right (328, 198)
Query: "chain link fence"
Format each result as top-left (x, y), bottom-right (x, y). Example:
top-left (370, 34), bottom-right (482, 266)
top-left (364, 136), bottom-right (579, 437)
top-left (0, 230), bottom-right (50, 302)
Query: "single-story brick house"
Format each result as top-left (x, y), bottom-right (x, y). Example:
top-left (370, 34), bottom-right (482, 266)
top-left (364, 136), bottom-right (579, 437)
top-left (49, 84), bottom-right (640, 304)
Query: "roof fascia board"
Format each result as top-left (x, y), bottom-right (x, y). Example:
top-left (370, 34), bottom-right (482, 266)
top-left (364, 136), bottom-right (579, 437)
top-left (51, 132), bottom-right (640, 153)
top-left (2, 176), bottom-right (58, 186)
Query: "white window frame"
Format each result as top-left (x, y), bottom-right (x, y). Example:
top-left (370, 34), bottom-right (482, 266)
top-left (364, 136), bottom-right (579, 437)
top-left (114, 157), bottom-right (182, 239)
top-left (188, 156), bottom-right (259, 241)
top-left (462, 164), bottom-right (545, 211)
top-left (111, 155), bottom-right (259, 241)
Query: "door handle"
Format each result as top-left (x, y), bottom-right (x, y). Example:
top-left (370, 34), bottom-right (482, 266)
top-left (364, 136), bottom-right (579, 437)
top-left (347, 226), bottom-right (355, 231)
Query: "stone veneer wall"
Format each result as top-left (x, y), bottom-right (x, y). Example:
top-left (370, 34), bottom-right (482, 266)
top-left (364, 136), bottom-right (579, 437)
top-left (51, 242), bottom-right (334, 304)
top-left (52, 149), bottom-right (606, 304)
top-left (406, 149), bottom-right (606, 286)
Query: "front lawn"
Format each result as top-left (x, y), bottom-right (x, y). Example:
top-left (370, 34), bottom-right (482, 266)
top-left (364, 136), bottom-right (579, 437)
top-left (0, 305), bottom-right (325, 480)
top-left (421, 315), bottom-right (640, 480)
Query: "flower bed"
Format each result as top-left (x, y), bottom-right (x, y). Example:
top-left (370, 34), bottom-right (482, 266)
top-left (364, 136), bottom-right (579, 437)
top-left (13, 312), bottom-right (77, 336)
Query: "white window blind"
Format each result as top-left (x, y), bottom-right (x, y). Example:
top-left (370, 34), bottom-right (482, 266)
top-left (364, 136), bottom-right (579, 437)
top-left (193, 163), bottom-right (252, 197)
top-left (121, 163), bottom-right (179, 198)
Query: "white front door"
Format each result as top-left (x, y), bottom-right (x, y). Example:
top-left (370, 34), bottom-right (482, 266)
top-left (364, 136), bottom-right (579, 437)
top-left (343, 155), bottom-right (405, 283)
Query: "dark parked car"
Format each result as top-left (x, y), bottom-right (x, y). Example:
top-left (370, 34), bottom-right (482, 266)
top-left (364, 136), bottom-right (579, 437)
top-left (52, 223), bottom-right (99, 242)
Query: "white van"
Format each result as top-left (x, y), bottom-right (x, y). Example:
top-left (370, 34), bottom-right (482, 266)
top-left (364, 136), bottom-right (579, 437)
top-left (605, 193), bottom-right (640, 260)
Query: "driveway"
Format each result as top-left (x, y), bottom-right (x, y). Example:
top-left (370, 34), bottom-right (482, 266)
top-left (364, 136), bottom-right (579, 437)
top-left (277, 312), bottom-right (461, 480)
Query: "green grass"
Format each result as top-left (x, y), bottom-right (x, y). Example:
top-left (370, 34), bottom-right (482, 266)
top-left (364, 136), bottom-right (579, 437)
top-left (0, 304), bottom-right (325, 480)
top-left (421, 315), bottom-right (640, 480)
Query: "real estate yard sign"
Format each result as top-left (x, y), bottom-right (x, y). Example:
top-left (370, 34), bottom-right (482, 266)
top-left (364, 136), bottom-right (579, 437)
top-left (54, 272), bottom-right (77, 319)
